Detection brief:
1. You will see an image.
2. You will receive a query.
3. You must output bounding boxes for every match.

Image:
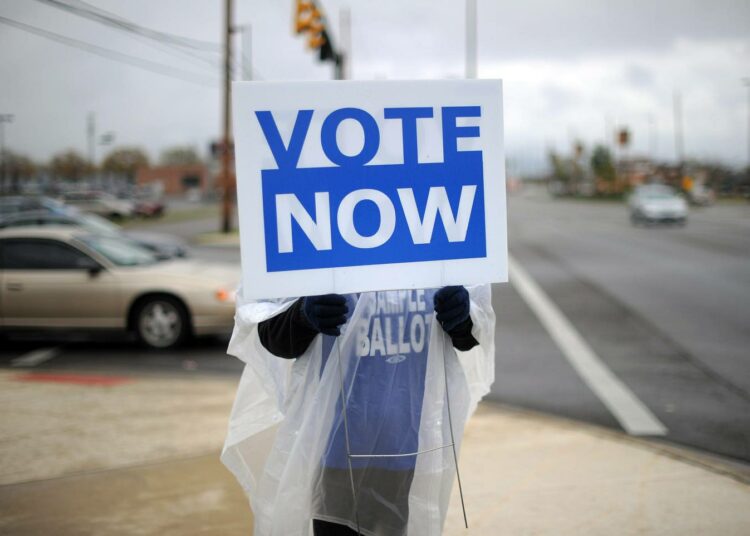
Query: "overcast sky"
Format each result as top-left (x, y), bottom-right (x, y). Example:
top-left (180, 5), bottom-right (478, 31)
top-left (1, 0), bottom-right (749, 174)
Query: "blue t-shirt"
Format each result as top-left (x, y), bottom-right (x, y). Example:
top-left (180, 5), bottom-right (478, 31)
top-left (321, 289), bottom-right (435, 471)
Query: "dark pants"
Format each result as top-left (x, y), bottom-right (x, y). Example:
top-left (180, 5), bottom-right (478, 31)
top-left (313, 466), bottom-right (414, 536)
top-left (313, 518), bottom-right (361, 535)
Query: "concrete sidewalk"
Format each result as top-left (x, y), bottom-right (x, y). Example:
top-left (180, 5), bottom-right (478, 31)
top-left (445, 405), bottom-right (750, 535)
top-left (1, 369), bottom-right (748, 535)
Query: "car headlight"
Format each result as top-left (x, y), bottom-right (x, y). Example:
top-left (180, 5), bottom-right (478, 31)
top-left (215, 288), bottom-right (236, 303)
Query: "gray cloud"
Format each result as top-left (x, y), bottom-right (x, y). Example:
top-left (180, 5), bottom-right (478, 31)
top-left (0, 0), bottom-right (748, 173)
top-left (623, 64), bottom-right (654, 89)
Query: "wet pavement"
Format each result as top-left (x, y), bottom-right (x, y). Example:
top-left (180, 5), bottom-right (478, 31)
top-left (1, 369), bottom-right (748, 535)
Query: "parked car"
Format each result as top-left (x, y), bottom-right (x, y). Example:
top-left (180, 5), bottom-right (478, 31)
top-left (628, 184), bottom-right (688, 226)
top-left (116, 190), bottom-right (166, 218)
top-left (0, 210), bottom-right (188, 259)
top-left (61, 191), bottom-right (134, 219)
top-left (0, 196), bottom-right (69, 216)
top-left (0, 227), bottom-right (238, 348)
top-left (133, 197), bottom-right (165, 218)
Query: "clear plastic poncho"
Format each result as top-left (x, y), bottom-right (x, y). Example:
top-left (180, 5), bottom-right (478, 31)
top-left (221, 285), bottom-right (495, 536)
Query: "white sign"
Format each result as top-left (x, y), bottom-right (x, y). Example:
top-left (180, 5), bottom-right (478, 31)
top-left (232, 79), bottom-right (507, 300)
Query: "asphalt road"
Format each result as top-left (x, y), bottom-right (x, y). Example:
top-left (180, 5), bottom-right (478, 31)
top-left (2, 193), bottom-right (749, 464)
top-left (493, 190), bottom-right (750, 464)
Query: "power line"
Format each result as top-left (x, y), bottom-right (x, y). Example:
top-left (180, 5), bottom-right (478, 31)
top-left (48, 0), bottom-right (266, 81)
top-left (31, 0), bottom-right (221, 52)
top-left (51, 0), bottom-right (227, 73)
top-left (34, 0), bottom-right (260, 80)
top-left (0, 15), bottom-right (218, 87)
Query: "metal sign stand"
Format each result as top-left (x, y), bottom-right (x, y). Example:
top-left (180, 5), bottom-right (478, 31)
top-left (334, 333), bottom-right (468, 535)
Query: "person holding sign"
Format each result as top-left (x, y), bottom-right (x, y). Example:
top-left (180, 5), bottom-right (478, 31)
top-left (221, 79), bottom-right (504, 535)
top-left (257, 286), bottom-right (481, 535)
top-left (222, 284), bottom-right (495, 535)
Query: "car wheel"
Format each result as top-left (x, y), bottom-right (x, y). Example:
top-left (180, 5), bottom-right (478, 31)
top-left (135, 297), bottom-right (189, 349)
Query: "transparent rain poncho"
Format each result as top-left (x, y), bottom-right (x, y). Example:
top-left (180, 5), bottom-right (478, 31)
top-left (222, 285), bottom-right (495, 535)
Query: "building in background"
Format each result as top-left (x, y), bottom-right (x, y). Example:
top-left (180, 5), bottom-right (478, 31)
top-left (135, 164), bottom-right (209, 198)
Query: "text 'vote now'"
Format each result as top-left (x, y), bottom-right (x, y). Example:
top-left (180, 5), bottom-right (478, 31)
top-left (255, 106), bottom-right (487, 272)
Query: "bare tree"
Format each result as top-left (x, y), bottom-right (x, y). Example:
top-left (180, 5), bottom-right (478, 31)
top-left (50, 149), bottom-right (91, 182)
top-left (1, 150), bottom-right (36, 193)
top-left (159, 145), bottom-right (201, 166)
top-left (101, 147), bottom-right (149, 182)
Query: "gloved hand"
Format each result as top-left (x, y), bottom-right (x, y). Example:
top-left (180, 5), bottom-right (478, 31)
top-left (434, 286), bottom-right (471, 334)
top-left (301, 294), bottom-right (349, 336)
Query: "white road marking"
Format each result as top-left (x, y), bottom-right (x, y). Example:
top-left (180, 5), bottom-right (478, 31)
top-left (509, 255), bottom-right (667, 436)
top-left (11, 347), bottom-right (61, 368)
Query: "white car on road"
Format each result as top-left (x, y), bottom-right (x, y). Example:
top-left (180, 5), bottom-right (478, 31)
top-left (629, 184), bottom-right (688, 226)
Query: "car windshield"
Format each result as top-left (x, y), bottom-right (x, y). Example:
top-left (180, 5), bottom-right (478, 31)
top-left (638, 186), bottom-right (676, 200)
top-left (79, 213), bottom-right (120, 235)
top-left (79, 235), bottom-right (157, 266)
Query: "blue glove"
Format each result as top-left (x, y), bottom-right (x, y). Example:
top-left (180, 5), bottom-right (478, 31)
top-left (433, 286), bottom-right (471, 333)
top-left (301, 294), bottom-right (349, 336)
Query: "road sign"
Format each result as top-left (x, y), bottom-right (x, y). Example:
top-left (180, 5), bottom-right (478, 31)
top-left (232, 79), bottom-right (507, 300)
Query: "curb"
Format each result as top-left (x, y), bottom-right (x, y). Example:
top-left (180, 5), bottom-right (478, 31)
top-left (192, 232), bottom-right (241, 247)
top-left (482, 400), bottom-right (750, 485)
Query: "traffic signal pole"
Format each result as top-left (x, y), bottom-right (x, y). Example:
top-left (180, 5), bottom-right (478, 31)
top-left (336, 7), bottom-right (350, 80)
top-left (334, 55), bottom-right (343, 80)
top-left (221, 0), bottom-right (233, 233)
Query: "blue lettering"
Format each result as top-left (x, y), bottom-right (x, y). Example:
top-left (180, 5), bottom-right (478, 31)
top-left (255, 110), bottom-right (313, 169)
top-left (256, 105), bottom-right (487, 272)
top-left (320, 107), bottom-right (380, 167)
top-left (383, 107), bottom-right (433, 165)
top-left (441, 106), bottom-right (481, 162)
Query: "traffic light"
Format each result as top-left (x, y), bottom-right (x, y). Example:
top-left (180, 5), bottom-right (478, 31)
top-left (295, 0), bottom-right (327, 51)
top-left (318, 29), bottom-right (335, 62)
top-left (293, 0), bottom-right (342, 77)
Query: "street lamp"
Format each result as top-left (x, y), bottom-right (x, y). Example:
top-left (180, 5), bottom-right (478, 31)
top-left (0, 113), bottom-right (15, 194)
top-left (100, 132), bottom-right (115, 146)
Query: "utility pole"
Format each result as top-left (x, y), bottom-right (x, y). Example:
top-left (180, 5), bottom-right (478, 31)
top-left (743, 78), bottom-right (750, 183)
top-left (221, 0), bottom-right (234, 233)
top-left (673, 90), bottom-right (684, 179)
top-left (465, 0), bottom-right (477, 79)
top-left (87, 112), bottom-right (96, 166)
top-left (87, 112), bottom-right (97, 187)
top-left (0, 113), bottom-right (13, 194)
top-left (647, 113), bottom-right (657, 161)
